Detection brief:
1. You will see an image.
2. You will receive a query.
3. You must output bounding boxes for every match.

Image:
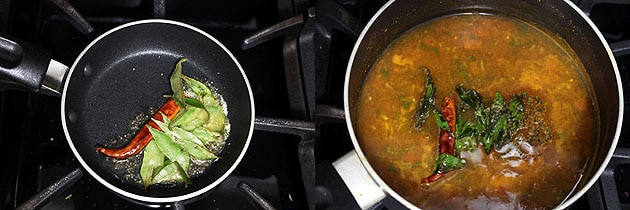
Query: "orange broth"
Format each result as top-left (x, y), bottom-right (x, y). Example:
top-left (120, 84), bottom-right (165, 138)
top-left (355, 14), bottom-right (596, 209)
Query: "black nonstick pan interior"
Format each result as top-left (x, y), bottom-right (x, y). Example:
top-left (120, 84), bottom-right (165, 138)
top-left (61, 20), bottom-right (254, 203)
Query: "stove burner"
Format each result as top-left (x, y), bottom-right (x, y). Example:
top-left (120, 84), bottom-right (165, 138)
top-left (242, 0), bottom-right (362, 121)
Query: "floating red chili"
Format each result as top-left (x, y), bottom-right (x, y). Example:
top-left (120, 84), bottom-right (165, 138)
top-left (439, 96), bottom-right (456, 155)
top-left (97, 98), bottom-right (181, 159)
top-left (421, 96), bottom-right (461, 184)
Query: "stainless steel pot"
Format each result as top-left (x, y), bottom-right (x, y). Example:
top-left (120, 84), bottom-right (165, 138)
top-left (342, 0), bottom-right (623, 209)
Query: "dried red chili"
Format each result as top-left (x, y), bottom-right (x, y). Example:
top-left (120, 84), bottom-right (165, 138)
top-left (97, 98), bottom-right (181, 159)
top-left (439, 96), bottom-right (456, 155)
top-left (421, 96), bottom-right (463, 184)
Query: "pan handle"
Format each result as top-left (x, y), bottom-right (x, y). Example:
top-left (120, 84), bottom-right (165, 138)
top-left (15, 168), bottom-right (84, 210)
top-left (0, 36), bottom-right (68, 96)
top-left (332, 151), bottom-right (386, 209)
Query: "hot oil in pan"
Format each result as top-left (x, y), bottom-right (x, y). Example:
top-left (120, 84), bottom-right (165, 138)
top-left (101, 79), bottom-right (230, 189)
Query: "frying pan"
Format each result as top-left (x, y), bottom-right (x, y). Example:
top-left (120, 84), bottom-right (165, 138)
top-left (0, 19), bottom-right (255, 204)
top-left (343, 0), bottom-right (622, 209)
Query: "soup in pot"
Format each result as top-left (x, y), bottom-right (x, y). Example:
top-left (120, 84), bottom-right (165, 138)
top-left (355, 13), bottom-right (596, 209)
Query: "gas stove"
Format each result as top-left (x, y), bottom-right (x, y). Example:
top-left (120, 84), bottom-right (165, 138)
top-left (0, 0), bottom-right (628, 209)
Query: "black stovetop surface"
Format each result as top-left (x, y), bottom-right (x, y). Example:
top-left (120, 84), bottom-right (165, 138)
top-left (0, 0), bottom-right (628, 209)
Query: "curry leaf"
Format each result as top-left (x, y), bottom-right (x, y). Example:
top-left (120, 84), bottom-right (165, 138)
top-left (486, 114), bottom-right (508, 153)
top-left (184, 97), bottom-right (205, 109)
top-left (456, 136), bottom-right (478, 152)
top-left (455, 120), bottom-right (478, 152)
top-left (414, 66), bottom-right (435, 128)
top-left (170, 127), bottom-right (218, 160)
top-left (456, 84), bottom-right (483, 110)
top-left (192, 127), bottom-right (221, 144)
top-left (170, 106), bottom-right (209, 131)
top-left (170, 58), bottom-right (188, 110)
top-left (508, 93), bottom-right (525, 124)
top-left (203, 104), bottom-right (226, 132)
top-left (140, 140), bottom-right (164, 189)
top-left (151, 162), bottom-right (191, 185)
top-left (182, 76), bottom-right (212, 98)
top-left (435, 153), bottom-right (465, 174)
top-left (147, 126), bottom-right (190, 177)
top-left (433, 109), bottom-right (450, 132)
top-left (490, 91), bottom-right (505, 115)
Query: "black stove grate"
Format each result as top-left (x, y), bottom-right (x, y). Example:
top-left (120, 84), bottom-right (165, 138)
top-left (0, 0), bottom-right (629, 210)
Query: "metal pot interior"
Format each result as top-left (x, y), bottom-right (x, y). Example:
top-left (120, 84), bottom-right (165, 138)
top-left (345, 0), bottom-right (622, 208)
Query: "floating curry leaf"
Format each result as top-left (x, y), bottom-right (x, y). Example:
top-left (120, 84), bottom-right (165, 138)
top-left (485, 114), bottom-right (507, 153)
top-left (455, 85), bottom-right (545, 153)
top-left (433, 109), bottom-right (450, 132)
top-left (490, 91), bottom-right (505, 115)
top-left (414, 66), bottom-right (435, 128)
top-left (508, 93), bottom-right (525, 126)
top-left (434, 153), bottom-right (465, 174)
top-left (419, 84), bottom-right (552, 185)
top-left (455, 120), bottom-right (478, 152)
top-left (456, 84), bottom-right (483, 110)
